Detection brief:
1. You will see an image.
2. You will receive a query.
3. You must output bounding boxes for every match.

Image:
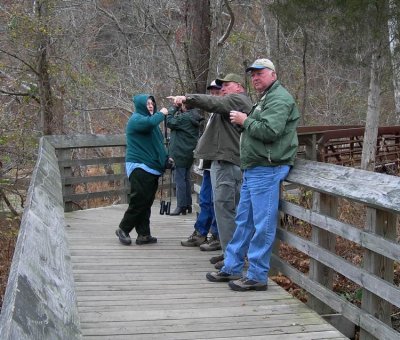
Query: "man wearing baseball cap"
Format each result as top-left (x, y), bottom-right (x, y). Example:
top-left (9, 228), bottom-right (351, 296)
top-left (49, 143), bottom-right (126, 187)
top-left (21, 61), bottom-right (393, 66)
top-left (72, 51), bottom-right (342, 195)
top-left (168, 75), bottom-right (253, 270)
top-left (206, 58), bottom-right (300, 291)
top-left (181, 80), bottom-right (221, 251)
top-left (206, 80), bottom-right (222, 95)
top-left (244, 58), bottom-right (276, 72)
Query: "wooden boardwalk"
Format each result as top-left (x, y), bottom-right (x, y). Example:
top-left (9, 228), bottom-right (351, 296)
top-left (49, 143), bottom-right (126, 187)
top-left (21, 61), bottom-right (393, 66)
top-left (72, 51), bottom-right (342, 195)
top-left (65, 203), bottom-right (348, 340)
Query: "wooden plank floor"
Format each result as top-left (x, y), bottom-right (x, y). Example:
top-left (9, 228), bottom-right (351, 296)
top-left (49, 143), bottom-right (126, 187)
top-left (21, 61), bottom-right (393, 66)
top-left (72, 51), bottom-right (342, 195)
top-left (65, 203), bottom-right (348, 340)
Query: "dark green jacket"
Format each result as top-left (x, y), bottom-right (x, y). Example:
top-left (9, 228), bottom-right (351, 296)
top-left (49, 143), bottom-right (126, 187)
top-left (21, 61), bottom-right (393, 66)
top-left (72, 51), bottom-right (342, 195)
top-left (185, 92), bottom-right (253, 166)
top-left (166, 106), bottom-right (203, 168)
top-left (125, 94), bottom-right (167, 173)
top-left (240, 81), bottom-right (300, 169)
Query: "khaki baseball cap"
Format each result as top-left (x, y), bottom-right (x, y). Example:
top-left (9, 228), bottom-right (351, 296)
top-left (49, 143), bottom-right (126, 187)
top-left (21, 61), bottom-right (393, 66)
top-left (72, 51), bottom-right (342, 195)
top-left (245, 58), bottom-right (275, 72)
top-left (215, 73), bottom-right (244, 87)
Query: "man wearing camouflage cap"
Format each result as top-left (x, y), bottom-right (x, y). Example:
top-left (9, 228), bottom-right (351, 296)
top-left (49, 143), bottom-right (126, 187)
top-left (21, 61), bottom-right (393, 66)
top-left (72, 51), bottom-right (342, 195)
top-left (168, 74), bottom-right (253, 269)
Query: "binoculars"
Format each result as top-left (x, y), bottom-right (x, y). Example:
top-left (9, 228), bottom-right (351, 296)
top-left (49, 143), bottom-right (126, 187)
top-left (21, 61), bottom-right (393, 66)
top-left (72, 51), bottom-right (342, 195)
top-left (159, 200), bottom-right (171, 215)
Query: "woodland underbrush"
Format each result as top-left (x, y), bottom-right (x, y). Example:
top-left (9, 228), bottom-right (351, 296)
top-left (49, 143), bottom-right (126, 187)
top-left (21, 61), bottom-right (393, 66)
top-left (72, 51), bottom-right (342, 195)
top-left (0, 213), bottom-right (19, 313)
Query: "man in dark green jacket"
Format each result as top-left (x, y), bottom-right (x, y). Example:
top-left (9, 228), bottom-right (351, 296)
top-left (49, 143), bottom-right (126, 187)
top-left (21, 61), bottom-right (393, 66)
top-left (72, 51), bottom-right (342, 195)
top-left (206, 58), bottom-right (300, 291)
top-left (115, 94), bottom-right (169, 246)
top-left (168, 74), bottom-right (253, 268)
top-left (167, 104), bottom-right (203, 215)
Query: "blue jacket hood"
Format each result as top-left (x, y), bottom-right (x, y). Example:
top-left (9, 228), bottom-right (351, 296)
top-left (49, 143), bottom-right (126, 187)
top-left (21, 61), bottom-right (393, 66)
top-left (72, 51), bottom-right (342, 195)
top-left (133, 94), bottom-right (157, 116)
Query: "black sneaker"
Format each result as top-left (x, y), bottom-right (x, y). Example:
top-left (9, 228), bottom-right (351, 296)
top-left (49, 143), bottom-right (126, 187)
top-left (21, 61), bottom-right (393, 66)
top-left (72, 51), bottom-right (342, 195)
top-left (136, 235), bottom-right (157, 245)
top-left (206, 271), bottom-right (241, 282)
top-left (228, 277), bottom-right (268, 291)
top-left (181, 230), bottom-right (206, 247)
top-left (115, 229), bottom-right (132, 245)
top-left (210, 254), bottom-right (224, 264)
top-left (200, 234), bottom-right (221, 251)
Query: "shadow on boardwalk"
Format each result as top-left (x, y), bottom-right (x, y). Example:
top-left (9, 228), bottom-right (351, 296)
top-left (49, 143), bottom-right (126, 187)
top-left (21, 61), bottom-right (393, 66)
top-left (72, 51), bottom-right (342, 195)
top-left (65, 203), bottom-right (348, 340)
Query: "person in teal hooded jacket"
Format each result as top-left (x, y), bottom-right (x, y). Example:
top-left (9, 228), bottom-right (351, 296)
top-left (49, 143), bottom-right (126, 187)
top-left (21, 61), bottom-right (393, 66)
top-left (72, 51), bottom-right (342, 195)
top-left (115, 94), bottom-right (169, 245)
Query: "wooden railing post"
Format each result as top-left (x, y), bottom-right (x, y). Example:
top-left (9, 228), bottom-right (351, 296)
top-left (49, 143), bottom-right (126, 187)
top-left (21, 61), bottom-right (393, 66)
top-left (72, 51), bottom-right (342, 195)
top-left (360, 207), bottom-right (395, 340)
top-left (303, 133), bottom-right (318, 161)
top-left (58, 148), bottom-right (73, 212)
top-left (307, 192), bottom-right (337, 314)
top-left (120, 146), bottom-right (129, 204)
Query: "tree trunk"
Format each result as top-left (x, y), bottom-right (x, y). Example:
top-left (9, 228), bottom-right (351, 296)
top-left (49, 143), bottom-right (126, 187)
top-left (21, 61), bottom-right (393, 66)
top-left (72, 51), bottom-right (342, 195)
top-left (301, 29), bottom-right (308, 126)
top-left (361, 44), bottom-right (383, 171)
top-left (183, 0), bottom-right (211, 93)
top-left (388, 0), bottom-right (400, 123)
top-left (261, 4), bottom-right (271, 57)
top-left (36, 0), bottom-right (55, 135)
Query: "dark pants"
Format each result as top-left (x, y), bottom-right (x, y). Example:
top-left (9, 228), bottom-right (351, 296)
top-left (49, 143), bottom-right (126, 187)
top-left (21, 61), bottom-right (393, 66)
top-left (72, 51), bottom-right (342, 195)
top-left (174, 167), bottom-right (192, 208)
top-left (119, 168), bottom-right (159, 236)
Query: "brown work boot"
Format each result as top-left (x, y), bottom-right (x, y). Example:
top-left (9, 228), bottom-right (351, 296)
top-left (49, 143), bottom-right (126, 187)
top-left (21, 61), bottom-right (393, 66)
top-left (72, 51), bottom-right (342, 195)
top-left (200, 234), bottom-right (221, 251)
top-left (181, 230), bottom-right (206, 247)
top-left (206, 271), bottom-right (241, 282)
top-left (229, 277), bottom-right (268, 291)
top-left (214, 260), bottom-right (224, 270)
top-left (210, 254), bottom-right (224, 264)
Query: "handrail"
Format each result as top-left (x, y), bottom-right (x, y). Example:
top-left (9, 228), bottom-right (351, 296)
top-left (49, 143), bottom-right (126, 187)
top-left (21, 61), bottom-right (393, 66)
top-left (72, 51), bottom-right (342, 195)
top-left (273, 159), bottom-right (400, 340)
top-left (48, 134), bottom-right (129, 212)
top-left (45, 130), bottom-right (400, 210)
top-left (297, 126), bottom-right (400, 170)
top-left (0, 137), bottom-right (81, 339)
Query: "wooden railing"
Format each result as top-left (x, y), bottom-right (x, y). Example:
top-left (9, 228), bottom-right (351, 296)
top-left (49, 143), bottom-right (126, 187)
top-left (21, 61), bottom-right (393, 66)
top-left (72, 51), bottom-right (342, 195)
top-left (49, 134), bottom-right (129, 212)
top-left (297, 126), bottom-right (400, 172)
top-left (36, 128), bottom-right (400, 212)
top-left (1, 133), bottom-right (399, 339)
top-left (0, 137), bottom-right (81, 339)
top-left (273, 159), bottom-right (400, 340)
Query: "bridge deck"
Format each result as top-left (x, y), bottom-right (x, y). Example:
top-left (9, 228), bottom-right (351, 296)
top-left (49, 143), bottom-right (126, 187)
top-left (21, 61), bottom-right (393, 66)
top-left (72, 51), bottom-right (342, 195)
top-left (65, 203), bottom-right (347, 339)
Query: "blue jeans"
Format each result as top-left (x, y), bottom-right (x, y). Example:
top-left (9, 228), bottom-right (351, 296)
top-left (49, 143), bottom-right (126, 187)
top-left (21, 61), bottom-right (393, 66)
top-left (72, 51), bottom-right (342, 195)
top-left (194, 170), bottom-right (218, 236)
top-left (174, 167), bottom-right (192, 207)
top-left (222, 165), bottom-right (290, 284)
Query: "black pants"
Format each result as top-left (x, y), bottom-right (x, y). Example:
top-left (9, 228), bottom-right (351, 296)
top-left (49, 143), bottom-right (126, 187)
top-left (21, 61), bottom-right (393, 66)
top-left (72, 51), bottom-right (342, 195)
top-left (119, 168), bottom-right (159, 236)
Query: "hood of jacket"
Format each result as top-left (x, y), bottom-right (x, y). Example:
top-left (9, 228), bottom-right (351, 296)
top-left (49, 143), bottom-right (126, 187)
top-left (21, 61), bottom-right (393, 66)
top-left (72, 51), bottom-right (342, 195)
top-left (133, 94), bottom-right (157, 116)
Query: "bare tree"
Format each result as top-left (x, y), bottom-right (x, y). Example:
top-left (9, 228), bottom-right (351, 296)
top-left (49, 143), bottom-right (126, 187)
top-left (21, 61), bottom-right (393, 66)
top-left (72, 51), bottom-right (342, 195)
top-left (35, 0), bottom-right (55, 135)
top-left (361, 1), bottom-right (389, 171)
top-left (388, 0), bottom-right (400, 123)
top-left (361, 42), bottom-right (385, 171)
top-left (183, 0), bottom-right (211, 93)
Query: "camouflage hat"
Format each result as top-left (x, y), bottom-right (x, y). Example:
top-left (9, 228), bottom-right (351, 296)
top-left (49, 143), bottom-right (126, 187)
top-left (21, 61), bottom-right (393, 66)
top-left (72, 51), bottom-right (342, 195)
top-left (245, 58), bottom-right (275, 72)
top-left (215, 73), bottom-right (244, 88)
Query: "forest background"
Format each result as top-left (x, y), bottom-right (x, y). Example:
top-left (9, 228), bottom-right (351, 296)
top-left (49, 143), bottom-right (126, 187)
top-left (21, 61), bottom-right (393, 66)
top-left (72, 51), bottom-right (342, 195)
top-left (1, 0), bottom-right (400, 314)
